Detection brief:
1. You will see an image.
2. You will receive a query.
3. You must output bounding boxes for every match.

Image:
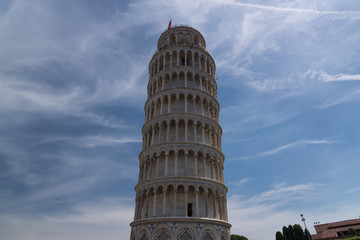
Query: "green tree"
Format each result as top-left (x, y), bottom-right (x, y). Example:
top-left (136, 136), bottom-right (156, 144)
top-left (349, 228), bottom-right (358, 236)
top-left (304, 228), bottom-right (313, 240)
top-left (283, 226), bottom-right (292, 240)
top-left (276, 231), bottom-right (285, 240)
top-left (231, 234), bottom-right (248, 240)
top-left (293, 224), bottom-right (305, 240)
top-left (283, 225), bottom-right (296, 240)
top-left (277, 224), bottom-right (312, 240)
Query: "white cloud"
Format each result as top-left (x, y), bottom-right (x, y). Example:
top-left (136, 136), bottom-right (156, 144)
top-left (309, 70), bottom-right (360, 82)
top-left (0, 198), bottom-right (134, 240)
top-left (28, 175), bottom-right (101, 201)
top-left (228, 178), bottom-right (249, 187)
top-left (38, 134), bottom-right (141, 148)
top-left (226, 1), bottom-right (360, 20)
top-left (243, 139), bottom-right (337, 159)
top-left (250, 182), bottom-right (325, 203)
top-left (319, 88), bottom-right (360, 108)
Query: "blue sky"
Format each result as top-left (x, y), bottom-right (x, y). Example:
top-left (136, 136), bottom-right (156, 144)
top-left (1, 0), bottom-right (360, 239)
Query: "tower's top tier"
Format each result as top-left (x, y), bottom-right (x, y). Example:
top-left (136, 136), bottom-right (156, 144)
top-left (157, 25), bottom-right (206, 51)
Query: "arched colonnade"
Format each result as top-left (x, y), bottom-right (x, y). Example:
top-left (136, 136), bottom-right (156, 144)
top-left (145, 91), bottom-right (219, 122)
top-left (148, 70), bottom-right (217, 99)
top-left (142, 118), bottom-right (222, 151)
top-left (149, 48), bottom-right (215, 79)
top-left (134, 182), bottom-right (228, 222)
top-left (139, 148), bottom-right (224, 183)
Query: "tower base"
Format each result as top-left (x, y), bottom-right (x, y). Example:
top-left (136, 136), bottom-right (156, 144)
top-left (130, 217), bottom-right (231, 240)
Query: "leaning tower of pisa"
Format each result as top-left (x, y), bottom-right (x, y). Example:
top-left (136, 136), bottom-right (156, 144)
top-left (130, 25), bottom-right (231, 240)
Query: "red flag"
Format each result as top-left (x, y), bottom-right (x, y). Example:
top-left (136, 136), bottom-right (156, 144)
top-left (168, 19), bottom-right (172, 30)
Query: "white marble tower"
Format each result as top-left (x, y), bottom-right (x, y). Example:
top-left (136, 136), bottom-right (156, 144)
top-left (130, 25), bottom-right (231, 240)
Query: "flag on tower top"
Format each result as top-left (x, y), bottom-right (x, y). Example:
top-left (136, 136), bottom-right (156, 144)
top-left (168, 19), bottom-right (172, 29)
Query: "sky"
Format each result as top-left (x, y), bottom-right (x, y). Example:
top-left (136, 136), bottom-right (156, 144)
top-left (1, 0), bottom-right (360, 239)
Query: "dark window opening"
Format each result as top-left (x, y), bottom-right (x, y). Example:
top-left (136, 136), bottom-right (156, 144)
top-left (188, 203), bottom-right (193, 217)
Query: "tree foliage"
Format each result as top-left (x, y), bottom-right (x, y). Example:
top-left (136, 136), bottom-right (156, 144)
top-left (304, 228), bottom-right (313, 240)
top-left (231, 234), bottom-right (248, 240)
top-left (276, 224), bottom-right (312, 240)
top-left (276, 231), bottom-right (285, 240)
top-left (345, 237), bottom-right (360, 240)
top-left (293, 224), bottom-right (305, 240)
top-left (349, 228), bottom-right (358, 236)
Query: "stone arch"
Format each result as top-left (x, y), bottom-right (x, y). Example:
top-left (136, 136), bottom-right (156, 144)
top-left (170, 94), bottom-right (177, 112)
top-left (167, 149), bottom-right (176, 176)
top-left (204, 123), bottom-right (211, 145)
top-left (206, 59), bottom-right (210, 74)
top-left (155, 185), bottom-right (165, 216)
top-left (171, 50), bottom-right (177, 67)
top-left (178, 93), bottom-right (186, 112)
top-left (187, 71), bottom-right (194, 88)
top-left (178, 118), bottom-right (186, 142)
top-left (165, 52), bottom-right (171, 69)
top-left (187, 118), bottom-right (195, 142)
top-left (159, 55), bottom-right (164, 71)
top-left (200, 55), bottom-right (206, 71)
top-left (196, 120), bottom-right (204, 143)
top-left (157, 120), bottom-right (164, 143)
top-left (177, 149), bottom-right (186, 176)
top-left (162, 95), bottom-right (169, 114)
top-left (198, 185), bottom-right (206, 217)
top-left (187, 184), bottom-right (196, 217)
top-left (197, 150), bottom-right (205, 178)
top-left (176, 184), bottom-right (186, 216)
top-left (187, 149), bottom-right (195, 176)
top-left (171, 72), bottom-right (177, 88)
top-left (207, 188), bottom-right (217, 218)
top-left (194, 51), bottom-right (200, 68)
top-left (194, 73), bottom-right (200, 90)
top-left (153, 224), bottom-right (173, 240)
top-left (220, 229), bottom-right (230, 240)
top-left (179, 71), bottom-right (186, 87)
top-left (187, 93), bottom-right (194, 113)
top-left (187, 50), bottom-right (192, 66)
top-left (220, 228), bottom-right (230, 240)
top-left (137, 227), bottom-right (150, 240)
top-left (145, 187), bottom-right (155, 218)
top-left (165, 184), bottom-right (175, 216)
top-left (176, 224), bottom-right (197, 240)
top-left (157, 76), bottom-right (163, 92)
top-left (201, 76), bottom-right (206, 91)
top-left (201, 227), bottom-right (217, 240)
top-left (194, 95), bottom-right (201, 115)
top-left (179, 49), bottom-right (186, 66)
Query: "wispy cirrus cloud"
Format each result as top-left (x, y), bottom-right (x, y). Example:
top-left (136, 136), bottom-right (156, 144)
top-left (226, 1), bottom-right (360, 19)
top-left (228, 182), bottom-right (326, 239)
top-left (318, 88), bottom-right (360, 108)
top-left (37, 135), bottom-right (142, 148)
top-left (250, 182), bottom-right (326, 203)
top-left (243, 139), bottom-right (337, 159)
top-left (228, 178), bottom-right (249, 187)
top-left (309, 70), bottom-right (360, 82)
